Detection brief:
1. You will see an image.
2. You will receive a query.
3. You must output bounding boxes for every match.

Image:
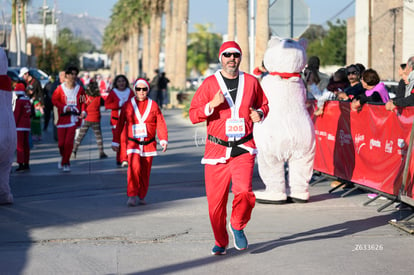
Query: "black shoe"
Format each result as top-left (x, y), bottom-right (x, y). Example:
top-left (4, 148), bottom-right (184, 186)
top-left (287, 196), bottom-right (308, 203)
top-left (23, 163), bottom-right (30, 170)
top-left (15, 164), bottom-right (25, 172)
top-left (99, 153), bottom-right (108, 159)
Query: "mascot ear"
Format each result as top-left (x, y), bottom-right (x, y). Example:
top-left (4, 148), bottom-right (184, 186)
top-left (267, 36), bottom-right (282, 48)
top-left (298, 38), bottom-right (308, 50)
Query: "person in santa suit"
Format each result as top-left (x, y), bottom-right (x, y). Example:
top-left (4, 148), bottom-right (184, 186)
top-left (52, 66), bottom-right (86, 172)
top-left (0, 48), bottom-right (16, 205)
top-left (72, 80), bottom-right (108, 159)
top-left (112, 78), bottom-right (168, 207)
top-left (13, 82), bottom-right (32, 172)
top-left (105, 74), bottom-right (134, 167)
top-left (189, 41), bottom-right (269, 255)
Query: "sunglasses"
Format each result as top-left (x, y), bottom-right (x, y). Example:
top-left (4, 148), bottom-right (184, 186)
top-left (347, 71), bottom-right (357, 75)
top-left (135, 87), bottom-right (148, 91)
top-left (222, 52), bottom-right (241, 58)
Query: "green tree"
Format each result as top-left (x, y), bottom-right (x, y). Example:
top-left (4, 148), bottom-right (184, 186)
top-left (302, 20), bottom-right (347, 66)
top-left (187, 23), bottom-right (222, 76)
top-left (56, 28), bottom-right (96, 69)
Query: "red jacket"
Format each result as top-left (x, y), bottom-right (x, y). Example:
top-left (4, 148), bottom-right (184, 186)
top-left (52, 83), bottom-right (86, 128)
top-left (104, 88), bottom-right (134, 128)
top-left (189, 71), bottom-right (269, 164)
top-left (14, 92), bottom-right (31, 131)
top-left (84, 95), bottom-right (102, 123)
top-left (112, 97), bottom-right (168, 157)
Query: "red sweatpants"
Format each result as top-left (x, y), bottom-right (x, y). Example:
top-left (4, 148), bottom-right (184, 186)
top-left (112, 127), bottom-right (128, 163)
top-left (16, 131), bottom-right (30, 164)
top-left (57, 126), bottom-right (77, 165)
top-left (205, 153), bottom-right (256, 248)
top-left (127, 153), bottom-right (153, 199)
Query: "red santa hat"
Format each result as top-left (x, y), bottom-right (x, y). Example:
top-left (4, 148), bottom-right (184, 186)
top-left (218, 41), bottom-right (242, 61)
top-left (133, 78), bottom-right (150, 90)
top-left (14, 83), bottom-right (26, 92)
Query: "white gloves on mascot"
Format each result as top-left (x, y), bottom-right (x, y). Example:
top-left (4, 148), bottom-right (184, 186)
top-left (254, 37), bottom-right (315, 204)
top-left (0, 48), bottom-right (16, 205)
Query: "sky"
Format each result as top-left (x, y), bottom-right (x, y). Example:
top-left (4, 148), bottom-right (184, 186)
top-left (7, 0), bottom-right (355, 33)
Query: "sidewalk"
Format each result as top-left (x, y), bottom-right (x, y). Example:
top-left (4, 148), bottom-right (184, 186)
top-left (1, 108), bottom-right (414, 274)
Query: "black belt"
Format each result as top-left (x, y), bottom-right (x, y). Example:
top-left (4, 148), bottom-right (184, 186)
top-left (128, 137), bottom-right (155, 145)
top-left (112, 116), bottom-right (118, 120)
top-left (208, 133), bottom-right (253, 147)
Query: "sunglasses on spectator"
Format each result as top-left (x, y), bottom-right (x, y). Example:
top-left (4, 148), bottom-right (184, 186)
top-left (135, 87), bottom-right (148, 91)
top-left (347, 71), bottom-right (358, 75)
top-left (222, 52), bottom-right (241, 58)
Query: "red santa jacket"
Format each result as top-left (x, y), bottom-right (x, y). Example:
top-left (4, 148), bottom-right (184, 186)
top-left (112, 97), bottom-right (168, 157)
top-left (52, 83), bottom-right (86, 128)
top-left (14, 92), bottom-right (31, 131)
top-left (104, 88), bottom-right (134, 128)
top-left (189, 71), bottom-right (269, 164)
top-left (84, 95), bottom-right (102, 123)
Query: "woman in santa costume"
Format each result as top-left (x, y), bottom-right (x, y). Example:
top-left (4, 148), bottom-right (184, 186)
top-left (52, 66), bottom-right (86, 172)
top-left (0, 48), bottom-right (16, 204)
top-left (14, 82), bottom-right (32, 172)
top-left (189, 41), bottom-right (269, 255)
top-left (105, 74), bottom-right (134, 167)
top-left (112, 78), bottom-right (168, 206)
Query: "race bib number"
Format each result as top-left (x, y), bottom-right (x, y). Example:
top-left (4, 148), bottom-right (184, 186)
top-left (67, 96), bottom-right (77, 106)
top-left (226, 118), bottom-right (245, 138)
top-left (132, 123), bottom-right (147, 138)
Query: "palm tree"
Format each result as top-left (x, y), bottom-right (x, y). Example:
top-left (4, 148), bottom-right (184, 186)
top-left (255, 0), bottom-right (269, 68)
top-left (175, 0), bottom-right (189, 90)
top-left (149, 0), bottom-right (164, 73)
top-left (227, 0), bottom-right (236, 41)
top-left (236, 0), bottom-right (250, 72)
top-left (163, 0), bottom-right (173, 79)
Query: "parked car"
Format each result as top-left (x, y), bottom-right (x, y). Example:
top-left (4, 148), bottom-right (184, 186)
top-left (7, 69), bottom-right (23, 87)
top-left (383, 80), bottom-right (399, 99)
top-left (8, 67), bottom-right (50, 88)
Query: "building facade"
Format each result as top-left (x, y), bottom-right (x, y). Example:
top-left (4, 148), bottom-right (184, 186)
top-left (347, 0), bottom-right (414, 81)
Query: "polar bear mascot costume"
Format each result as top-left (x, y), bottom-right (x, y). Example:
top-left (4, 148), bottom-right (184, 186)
top-left (254, 37), bottom-right (315, 204)
top-left (0, 48), bottom-right (16, 205)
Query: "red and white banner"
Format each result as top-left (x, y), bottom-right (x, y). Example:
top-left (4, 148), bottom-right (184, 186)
top-left (311, 100), bottom-right (414, 198)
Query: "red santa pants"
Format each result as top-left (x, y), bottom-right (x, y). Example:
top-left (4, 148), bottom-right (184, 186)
top-left (57, 126), bottom-right (77, 165)
top-left (205, 153), bottom-right (256, 248)
top-left (16, 131), bottom-right (30, 164)
top-left (127, 153), bottom-right (153, 199)
top-left (112, 127), bottom-right (128, 163)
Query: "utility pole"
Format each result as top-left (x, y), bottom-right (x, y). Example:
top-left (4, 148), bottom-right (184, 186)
top-left (42, 0), bottom-right (48, 55)
top-left (390, 7), bottom-right (401, 81)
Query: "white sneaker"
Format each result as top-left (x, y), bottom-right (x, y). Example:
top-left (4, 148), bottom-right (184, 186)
top-left (127, 197), bottom-right (137, 206)
top-left (58, 162), bottom-right (62, 169)
top-left (121, 161), bottom-right (128, 167)
top-left (63, 164), bottom-right (71, 172)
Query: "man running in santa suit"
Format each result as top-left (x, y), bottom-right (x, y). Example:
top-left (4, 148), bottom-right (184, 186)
top-left (52, 66), bottom-right (86, 172)
top-left (112, 78), bottom-right (168, 206)
top-left (189, 41), bottom-right (269, 255)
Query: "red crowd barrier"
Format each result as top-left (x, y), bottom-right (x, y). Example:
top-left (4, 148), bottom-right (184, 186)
top-left (311, 100), bottom-right (414, 202)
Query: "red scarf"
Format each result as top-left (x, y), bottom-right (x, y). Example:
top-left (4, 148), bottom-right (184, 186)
top-left (0, 75), bottom-right (12, 91)
top-left (269, 72), bottom-right (301, 79)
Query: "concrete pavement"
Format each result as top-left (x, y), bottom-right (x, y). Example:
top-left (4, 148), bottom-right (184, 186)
top-left (1, 108), bottom-right (414, 275)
